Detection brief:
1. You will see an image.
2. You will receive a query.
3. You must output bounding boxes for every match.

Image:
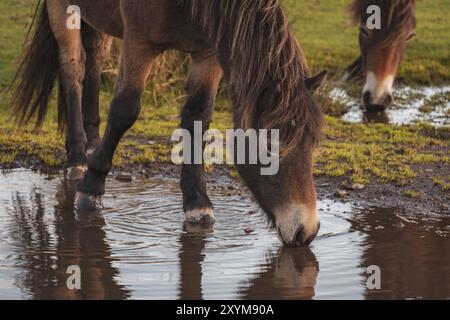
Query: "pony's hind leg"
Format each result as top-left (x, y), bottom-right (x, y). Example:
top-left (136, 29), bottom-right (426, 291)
top-left (47, 0), bottom-right (87, 180)
top-left (181, 54), bottom-right (223, 224)
top-left (81, 24), bottom-right (113, 156)
top-left (75, 39), bottom-right (161, 209)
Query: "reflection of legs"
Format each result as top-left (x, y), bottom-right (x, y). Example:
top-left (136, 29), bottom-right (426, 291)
top-left (81, 25), bottom-right (113, 155)
top-left (76, 39), bottom-right (160, 209)
top-left (180, 54), bottom-right (223, 223)
top-left (178, 223), bottom-right (212, 300)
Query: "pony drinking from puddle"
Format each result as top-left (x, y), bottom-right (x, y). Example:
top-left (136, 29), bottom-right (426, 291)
top-left (11, 0), bottom-right (328, 247)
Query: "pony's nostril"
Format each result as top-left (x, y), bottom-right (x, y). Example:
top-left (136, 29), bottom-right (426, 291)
top-left (294, 224), bottom-right (320, 247)
top-left (294, 226), bottom-right (305, 245)
top-left (363, 91), bottom-right (371, 106)
top-left (385, 94), bottom-right (393, 106)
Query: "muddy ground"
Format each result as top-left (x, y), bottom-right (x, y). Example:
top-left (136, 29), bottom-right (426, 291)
top-left (3, 158), bottom-right (448, 215)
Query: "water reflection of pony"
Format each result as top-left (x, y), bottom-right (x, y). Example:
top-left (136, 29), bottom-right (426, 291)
top-left (8, 179), bottom-right (129, 299)
top-left (238, 248), bottom-right (319, 300)
top-left (12, 0), bottom-right (328, 247)
top-left (344, 0), bottom-right (416, 111)
top-left (177, 223), bottom-right (319, 300)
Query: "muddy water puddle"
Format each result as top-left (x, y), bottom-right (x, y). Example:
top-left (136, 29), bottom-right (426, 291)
top-left (333, 86), bottom-right (450, 126)
top-left (0, 169), bottom-right (449, 300)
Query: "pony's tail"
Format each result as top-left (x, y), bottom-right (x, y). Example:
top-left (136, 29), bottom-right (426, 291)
top-left (10, 2), bottom-right (60, 129)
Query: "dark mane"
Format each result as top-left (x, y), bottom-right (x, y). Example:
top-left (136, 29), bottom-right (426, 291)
top-left (351, 0), bottom-right (416, 47)
top-left (177, 0), bottom-right (324, 159)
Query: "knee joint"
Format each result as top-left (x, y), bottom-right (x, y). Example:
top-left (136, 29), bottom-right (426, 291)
top-left (109, 92), bottom-right (142, 131)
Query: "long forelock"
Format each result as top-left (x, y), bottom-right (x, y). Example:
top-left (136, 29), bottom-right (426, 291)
top-left (351, 0), bottom-right (416, 47)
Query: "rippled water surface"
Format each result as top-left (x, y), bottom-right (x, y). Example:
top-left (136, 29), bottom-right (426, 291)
top-left (0, 170), bottom-right (449, 300)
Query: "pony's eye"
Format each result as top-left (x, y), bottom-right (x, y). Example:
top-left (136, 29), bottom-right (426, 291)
top-left (407, 33), bottom-right (416, 41)
top-left (360, 27), bottom-right (369, 38)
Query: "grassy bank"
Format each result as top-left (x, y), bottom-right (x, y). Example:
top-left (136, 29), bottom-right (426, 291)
top-left (1, 102), bottom-right (448, 191)
top-left (0, 0), bottom-right (449, 194)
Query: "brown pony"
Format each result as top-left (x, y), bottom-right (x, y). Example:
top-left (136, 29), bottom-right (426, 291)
top-left (344, 0), bottom-right (416, 111)
top-left (11, 0), bottom-right (327, 247)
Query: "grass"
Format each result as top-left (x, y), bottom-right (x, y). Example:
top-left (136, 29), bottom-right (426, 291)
top-left (0, 0), bottom-right (449, 191)
top-left (1, 0), bottom-right (449, 88)
top-left (404, 190), bottom-right (421, 198)
top-left (314, 117), bottom-right (449, 186)
top-left (432, 176), bottom-right (450, 192)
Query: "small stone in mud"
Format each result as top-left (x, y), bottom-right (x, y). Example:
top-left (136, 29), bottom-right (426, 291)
top-left (115, 174), bottom-right (133, 182)
top-left (244, 228), bottom-right (254, 235)
top-left (350, 183), bottom-right (366, 190)
top-left (317, 183), bottom-right (330, 188)
top-left (335, 190), bottom-right (348, 199)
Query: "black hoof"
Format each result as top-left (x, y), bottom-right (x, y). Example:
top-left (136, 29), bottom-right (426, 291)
top-left (75, 191), bottom-right (103, 210)
top-left (65, 165), bottom-right (87, 181)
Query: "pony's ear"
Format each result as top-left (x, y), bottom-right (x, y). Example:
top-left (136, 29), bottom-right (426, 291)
top-left (305, 70), bottom-right (328, 93)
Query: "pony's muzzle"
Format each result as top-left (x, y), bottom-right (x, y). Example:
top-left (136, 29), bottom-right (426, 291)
top-left (275, 204), bottom-right (320, 247)
top-left (363, 91), bottom-right (393, 111)
top-left (362, 72), bottom-right (394, 111)
top-left (294, 223), bottom-right (320, 247)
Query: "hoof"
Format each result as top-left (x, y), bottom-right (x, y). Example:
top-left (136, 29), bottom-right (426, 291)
top-left (185, 208), bottom-right (215, 225)
top-left (65, 165), bottom-right (87, 181)
top-left (75, 191), bottom-right (103, 210)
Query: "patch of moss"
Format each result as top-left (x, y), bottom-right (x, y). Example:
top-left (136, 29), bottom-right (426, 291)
top-left (404, 190), bottom-right (421, 198)
top-left (432, 176), bottom-right (450, 192)
top-left (314, 117), bottom-right (449, 185)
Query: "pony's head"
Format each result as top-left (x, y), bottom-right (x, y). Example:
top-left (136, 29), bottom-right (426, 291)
top-left (224, 2), bottom-right (326, 247)
top-left (232, 53), bottom-right (325, 247)
top-left (352, 0), bottom-right (416, 111)
top-left (180, 0), bottom-right (326, 246)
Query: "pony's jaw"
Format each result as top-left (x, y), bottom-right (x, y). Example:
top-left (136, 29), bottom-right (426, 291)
top-left (274, 203), bottom-right (320, 247)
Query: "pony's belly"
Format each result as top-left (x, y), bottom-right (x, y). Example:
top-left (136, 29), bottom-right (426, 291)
top-left (69, 0), bottom-right (124, 38)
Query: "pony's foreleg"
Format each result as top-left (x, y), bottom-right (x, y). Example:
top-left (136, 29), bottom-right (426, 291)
top-left (81, 25), bottom-right (113, 156)
top-left (75, 39), bottom-right (160, 210)
top-left (181, 54), bottom-right (223, 224)
top-left (47, 0), bottom-right (87, 180)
